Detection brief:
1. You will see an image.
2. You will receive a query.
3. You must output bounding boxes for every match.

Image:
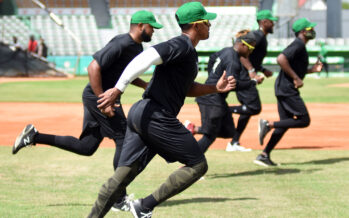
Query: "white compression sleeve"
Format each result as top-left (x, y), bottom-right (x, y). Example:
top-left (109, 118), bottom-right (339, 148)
top-left (115, 47), bottom-right (163, 92)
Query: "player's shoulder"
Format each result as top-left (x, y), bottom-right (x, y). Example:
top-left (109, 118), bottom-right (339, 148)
top-left (107, 33), bottom-right (134, 47)
top-left (163, 35), bottom-right (195, 55)
top-left (291, 37), bottom-right (305, 47)
top-left (252, 29), bottom-right (263, 36)
top-left (170, 35), bottom-right (193, 48)
top-left (218, 47), bottom-right (234, 57)
top-left (211, 47), bottom-right (235, 66)
top-left (252, 29), bottom-right (266, 43)
top-left (286, 38), bottom-right (305, 52)
top-left (112, 33), bottom-right (130, 40)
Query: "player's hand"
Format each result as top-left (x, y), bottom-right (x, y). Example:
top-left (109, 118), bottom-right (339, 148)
top-left (255, 75), bottom-right (265, 84)
top-left (249, 71), bottom-right (257, 79)
top-left (97, 88), bottom-right (122, 110)
top-left (216, 70), bottom-right (236, 92)
top-left (100, 105), bottom-right (115, 117)
top-left (143, 82), bottom-right (149, 90)
top-left (293, 77), bottom-right (303, 88)
top-left (312, 60), bottom-right (323, 73)
top-left (263, 69), bottom-right (273, 77)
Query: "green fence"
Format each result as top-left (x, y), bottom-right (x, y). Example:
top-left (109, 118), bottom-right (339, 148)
top-left (48, 51), bottom-right (348, 76)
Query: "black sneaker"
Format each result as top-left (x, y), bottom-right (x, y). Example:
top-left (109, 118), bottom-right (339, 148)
top-left (130, 199), bottom-right (153, 218)
top-left (254, 154), bottom-right (278, 167)
top-left (259, 119), bottom-right (271, 145)
top-left (12, 124), bottom-right (38, 154)
top-left (111, 195), bottom-right (131, 212)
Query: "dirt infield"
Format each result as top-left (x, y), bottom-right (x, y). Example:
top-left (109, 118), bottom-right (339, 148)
top-left (1, 102), bottom-right (348, 150)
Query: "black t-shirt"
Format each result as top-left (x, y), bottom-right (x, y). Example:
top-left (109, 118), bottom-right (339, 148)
top-left (249, 29), bottom-right (267, 71)
top-left (196, 47), bottom-right (256, 106)
top-left (85, 33), bottom-right (143, 95)
top-left (275, 37), bottom-right (309, 96)
top-left (143, 35), bottom-right (198, 116)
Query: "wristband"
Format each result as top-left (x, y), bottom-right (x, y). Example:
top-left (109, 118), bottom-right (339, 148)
top-left (248, 68), bottom-right (255, 74)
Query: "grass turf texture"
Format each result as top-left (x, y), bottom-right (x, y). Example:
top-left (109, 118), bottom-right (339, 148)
top-left (1, 146), bottom-right (349, 217)
top-left (0, 76), bottom-right (349, 103)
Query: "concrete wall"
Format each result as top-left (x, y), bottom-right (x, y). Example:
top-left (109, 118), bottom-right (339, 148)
top-left (274, 9), bottom-right (349, 38)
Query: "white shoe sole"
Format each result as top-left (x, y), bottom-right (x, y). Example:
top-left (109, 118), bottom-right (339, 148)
top-left (226, 146), bottom-right (252, 152)
top-left (111, 207), bottom-right (121, 212)
top-left (253, 159), bottom-right (270, 167)
top-left (254, 160), bottom-right (280, 167)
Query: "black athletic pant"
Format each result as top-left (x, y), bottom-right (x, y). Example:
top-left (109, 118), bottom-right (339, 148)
top-left (34, 131), bottom-right (124, 170)
top-left (87, 99), bottom-right (209, 217)
top-left (229, 105), bottom-right (260, 143)
top-left (32, 86), bottom-right (127, 170)
top-left (197, 103), bottom-right (235, 152)
top-left (264, 96), bottom-right (310, 156)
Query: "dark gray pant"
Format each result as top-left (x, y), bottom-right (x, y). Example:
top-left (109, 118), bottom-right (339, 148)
top-left (87, 159), bottom-right (208, 218)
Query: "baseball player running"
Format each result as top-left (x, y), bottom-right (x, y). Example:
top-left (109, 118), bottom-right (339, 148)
top-left (227, 10), bottom-right (277, 151)
top-left (87, 2), bottom-right (236, 217)
top-left (187, 30), bottom-right (263, 153)
top-left (12, 10), bottom-right (163, 211)
top-left (255, 18), bottom-right (323, 167)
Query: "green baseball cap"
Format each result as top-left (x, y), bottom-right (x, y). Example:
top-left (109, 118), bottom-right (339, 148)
top-left (256, 10), bottom-right (278, 21)
top-left (175, 1), bottom-right (217, 24)
top-left (131, 10), bottom-right (163, 29)
top-left (292, 18), bottom-right (317, 32)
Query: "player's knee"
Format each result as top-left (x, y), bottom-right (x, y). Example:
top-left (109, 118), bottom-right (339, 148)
top-left (205, 134), bottom-right (217, 143)
top-left (192, 159), bottom-right (208, 177)
top-left (243, 104), bottom-right (261, 115)
top-left (298, 115), bottom-right (311, 127)
top-left (82, 144), bottom-right (99, 156)
top-left (250, 107), bottom-right (261, 115)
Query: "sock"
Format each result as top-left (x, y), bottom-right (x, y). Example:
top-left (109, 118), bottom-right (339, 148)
top-left (141, 195), bottom-right (158, 210)
top-left (34, 133), bottom-right (55, 145)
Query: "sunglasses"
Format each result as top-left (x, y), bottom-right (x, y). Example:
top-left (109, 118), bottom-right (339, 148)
top-left (241, 39), bottom-right (255, 51)
top-left (190, 19), bottom-right (210, 25)
top-left (305, 27), bottom-right (314, 31)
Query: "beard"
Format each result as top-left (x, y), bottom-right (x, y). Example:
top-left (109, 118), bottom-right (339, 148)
top-left (305, 30), bottom-right (316, 40)
top-left (141, 29), bottom-right (152, 42)
top-left (266, 26), bottom-right (274, 34)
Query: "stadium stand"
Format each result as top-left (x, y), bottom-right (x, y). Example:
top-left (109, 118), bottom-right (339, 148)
top-left (0, 16), bottom-right (30, 49)
top-left (15, 0), bottom-right (259, 8)
top-left (1, 0), bottom-right (348, 75)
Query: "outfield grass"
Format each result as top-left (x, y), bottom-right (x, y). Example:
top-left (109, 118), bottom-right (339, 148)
top-left (1, 146), bottom-right (349, 217)
top-left (0, 76), bottom-right (348, 104)
top-left (1, 75), bottom-right (349, 217)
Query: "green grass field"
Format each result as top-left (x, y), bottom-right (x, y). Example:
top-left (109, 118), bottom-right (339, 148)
top-left (0, 76), bottom-right (349, 103)
top-left (1, 76), bottom-right (349, 217)
top-left (1, 147), bottom-right (349, 217)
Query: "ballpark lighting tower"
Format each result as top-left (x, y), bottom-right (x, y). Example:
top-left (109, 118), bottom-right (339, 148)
top-left (31, 0), bottom-right (82, 76)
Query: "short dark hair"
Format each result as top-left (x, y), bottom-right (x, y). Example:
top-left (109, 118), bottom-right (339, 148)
top-left (235, 30), bottom-right (256, 44)
top-left (175, 14), bottom-right (192, 31)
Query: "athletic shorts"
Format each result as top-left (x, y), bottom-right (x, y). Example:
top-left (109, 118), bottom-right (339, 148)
top-left (80, 87), bottom-right (127, 140)
top-left (198, 103), bottom-right (235, 138)
top-left (236, 85), bottom-right (261, 112)
top-left (118, 99), bottom-right (206, 168)
top-left (277, 95), bottom-right (309, 118)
